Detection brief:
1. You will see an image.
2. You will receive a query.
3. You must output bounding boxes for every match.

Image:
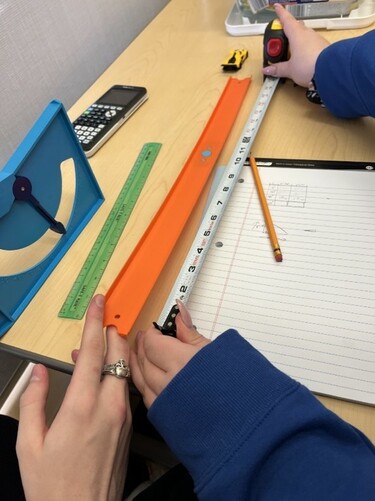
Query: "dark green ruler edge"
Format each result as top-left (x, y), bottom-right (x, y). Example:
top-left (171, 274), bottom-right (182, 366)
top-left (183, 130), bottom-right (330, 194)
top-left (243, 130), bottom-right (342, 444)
top-left (59, 142), bottom-right (162, 319)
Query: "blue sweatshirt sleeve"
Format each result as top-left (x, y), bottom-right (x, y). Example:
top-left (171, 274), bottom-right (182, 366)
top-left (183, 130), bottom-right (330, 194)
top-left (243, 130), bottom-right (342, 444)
top-left (314, 30), bottom-right (375, 118)
top-left (148, 330), bottom-right (375, 500)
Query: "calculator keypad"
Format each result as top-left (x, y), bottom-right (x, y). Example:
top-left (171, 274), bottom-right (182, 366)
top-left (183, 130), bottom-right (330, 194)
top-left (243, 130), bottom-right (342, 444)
top-left (73, 104), bottom-right (124, 147)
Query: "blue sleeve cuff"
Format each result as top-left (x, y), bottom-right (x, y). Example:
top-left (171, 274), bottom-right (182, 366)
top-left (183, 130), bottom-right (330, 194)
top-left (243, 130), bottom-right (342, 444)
top-left (315, 31), bottom-right (375, 118)
top-left (148, 330), bottom-right (298, 484)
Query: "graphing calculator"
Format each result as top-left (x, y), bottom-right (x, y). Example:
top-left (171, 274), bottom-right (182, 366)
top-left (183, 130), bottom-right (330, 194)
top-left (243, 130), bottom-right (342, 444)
top-left (72, 85), bottom-right (148, 157)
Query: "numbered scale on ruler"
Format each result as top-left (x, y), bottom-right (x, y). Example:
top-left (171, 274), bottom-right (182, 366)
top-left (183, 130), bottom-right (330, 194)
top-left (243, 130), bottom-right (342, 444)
top-left (59, 142), bottom-right (162, 319)
top-left (159, 77), bottom-right (280, 333)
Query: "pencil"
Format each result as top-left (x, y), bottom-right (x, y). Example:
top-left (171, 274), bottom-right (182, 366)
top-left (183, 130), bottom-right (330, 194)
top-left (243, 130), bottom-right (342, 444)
top-left (249, 156), bottom-right (283, 262)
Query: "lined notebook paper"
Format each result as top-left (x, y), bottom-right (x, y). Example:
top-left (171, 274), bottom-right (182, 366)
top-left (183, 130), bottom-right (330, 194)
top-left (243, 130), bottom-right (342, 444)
top-left (186, 165), bottom-right (375, 404)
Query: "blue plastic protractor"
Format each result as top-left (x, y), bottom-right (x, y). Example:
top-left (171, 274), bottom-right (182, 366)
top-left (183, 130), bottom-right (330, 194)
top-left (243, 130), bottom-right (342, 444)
top-left (0, 100), bottom-right (104, 337)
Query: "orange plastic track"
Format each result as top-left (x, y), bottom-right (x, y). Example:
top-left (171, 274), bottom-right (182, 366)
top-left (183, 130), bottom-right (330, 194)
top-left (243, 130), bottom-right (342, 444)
top-left (104, 77), bottom-right (251, 334)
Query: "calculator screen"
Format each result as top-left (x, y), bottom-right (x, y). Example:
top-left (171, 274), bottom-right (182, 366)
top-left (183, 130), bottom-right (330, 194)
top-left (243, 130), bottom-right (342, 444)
top-left (98, 88), bottom-right (140, 106)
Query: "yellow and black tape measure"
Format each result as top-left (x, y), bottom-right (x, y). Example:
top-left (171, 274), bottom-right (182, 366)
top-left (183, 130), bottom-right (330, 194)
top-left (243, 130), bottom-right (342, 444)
top-left (263, 19), bottom-right (289, 68)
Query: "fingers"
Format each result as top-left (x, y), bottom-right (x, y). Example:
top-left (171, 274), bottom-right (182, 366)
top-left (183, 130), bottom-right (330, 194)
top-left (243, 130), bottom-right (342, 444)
top-left (70, 296), bottom-right (132, 400)
top-left (71, 349), bottom-right (79, 363)
top-left (72, 295), bottom-right (106, 390)
top-left (175, 299), bottom-right (210, 346)
top-left (129, 348), bottom-right (145, 395)
top-left (17, 364), bottom-right (49, 454)
top-left (262, 4), bottom-right (329, 87)
top-left (130, 313), bottom-right (211, 409)
top-left (263, 60), bottom-right (292, 80)
top-left (130, 302), bottom-right (211, 409)
top-left (101, 325), bottom-right (131, 393)
top-left (175, 299), bottom-right (194, 328)
top-left (104, 325), bottom-right (130, 366)
top-left (274, 3), bottom-right (301, 37)
top-left (108, 420), bottom-right (132, 499)
top-left (175, 313), bottom-right (210, 349)
top-left (139, 327), bottom-right (175, 371)
top-left (130, 334), bottom-right (159, 408)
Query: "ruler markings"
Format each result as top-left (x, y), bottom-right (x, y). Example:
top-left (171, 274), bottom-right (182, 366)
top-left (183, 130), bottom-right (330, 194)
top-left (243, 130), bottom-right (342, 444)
top-left (104, 77), bottom-right (251, 334)
top-left (159, 77), bottom-right (280, 328)
top-left (59, 142), bottom-right (162, 319)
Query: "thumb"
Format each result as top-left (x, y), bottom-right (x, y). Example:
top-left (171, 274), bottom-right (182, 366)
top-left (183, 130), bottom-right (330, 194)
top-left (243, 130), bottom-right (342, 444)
top-left (17, 364), bottom-right (49, 451)
top-left (175, 300), bottom-right (210, 348)
top-left (71, 348), bottom-right (80, 364)
top-left (262, 61), bottom-right (291, 79)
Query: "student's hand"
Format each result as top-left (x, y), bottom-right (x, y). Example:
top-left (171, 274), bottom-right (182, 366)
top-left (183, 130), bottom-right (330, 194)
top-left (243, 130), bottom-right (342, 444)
top-left (130, 300), bottom-right (210, 409)
top-left (17, 295), bottom-right (132, 501)
top-left (262, 3), bottom-right (330, 87)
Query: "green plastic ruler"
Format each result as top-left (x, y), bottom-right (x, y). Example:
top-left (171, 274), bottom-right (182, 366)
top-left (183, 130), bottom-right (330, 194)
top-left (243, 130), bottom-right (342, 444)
top-left (59, 142), bottom-right (162, 319)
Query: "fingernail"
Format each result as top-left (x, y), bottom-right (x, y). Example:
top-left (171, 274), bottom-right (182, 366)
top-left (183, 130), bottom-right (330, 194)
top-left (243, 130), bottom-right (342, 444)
top-left (263, 66), bottom-right (276, 76)
top-left (95, 294), bottom-right (105, 307)
top-left (176, 299), bottom-right (193, 328)
top-left (71, 349), bottom-right (79, 363)
top-left (30, 364), bottom-right (44, 382)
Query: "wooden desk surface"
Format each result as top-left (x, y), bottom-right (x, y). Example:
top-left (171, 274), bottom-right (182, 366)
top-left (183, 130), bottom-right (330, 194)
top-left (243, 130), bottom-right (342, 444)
top-left (1, 0), bottom-right (374, 441)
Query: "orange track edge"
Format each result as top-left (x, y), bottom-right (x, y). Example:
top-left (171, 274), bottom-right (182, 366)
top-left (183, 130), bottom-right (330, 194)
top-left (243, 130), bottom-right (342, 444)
top-left (104, 77), bottom-right (251, 335)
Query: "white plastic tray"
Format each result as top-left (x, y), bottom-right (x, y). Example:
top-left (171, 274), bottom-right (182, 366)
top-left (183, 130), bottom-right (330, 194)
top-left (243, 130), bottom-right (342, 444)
top-left (225, 0), bottom-right (375, 35)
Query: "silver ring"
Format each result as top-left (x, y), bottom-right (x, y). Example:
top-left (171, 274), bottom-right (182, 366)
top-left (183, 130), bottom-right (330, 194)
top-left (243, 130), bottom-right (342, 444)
top-left (102, 359), bottom-right (131, 379)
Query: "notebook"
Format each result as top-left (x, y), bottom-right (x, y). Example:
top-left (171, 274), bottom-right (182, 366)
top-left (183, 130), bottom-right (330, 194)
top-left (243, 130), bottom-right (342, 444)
top-left (186, 163), bottom-right (375, 404)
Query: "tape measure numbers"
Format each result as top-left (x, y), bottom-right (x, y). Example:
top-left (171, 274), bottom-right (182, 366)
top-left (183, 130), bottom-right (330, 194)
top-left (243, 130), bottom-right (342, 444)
top-left (104, 77), bottom-right (251, 334)
top-left (159, 77), bottom-right (280, 330)
top-left (59, 142), bottom-right (162, 319)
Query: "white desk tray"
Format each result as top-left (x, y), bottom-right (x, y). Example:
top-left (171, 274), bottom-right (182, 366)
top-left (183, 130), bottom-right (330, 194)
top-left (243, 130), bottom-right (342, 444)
top-left (226, 0), bottom-right (375, 35)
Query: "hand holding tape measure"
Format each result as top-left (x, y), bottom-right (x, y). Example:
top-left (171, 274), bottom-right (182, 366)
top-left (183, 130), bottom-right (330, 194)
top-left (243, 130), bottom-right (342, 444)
top-left (262, 4), bottom-right (330, 87)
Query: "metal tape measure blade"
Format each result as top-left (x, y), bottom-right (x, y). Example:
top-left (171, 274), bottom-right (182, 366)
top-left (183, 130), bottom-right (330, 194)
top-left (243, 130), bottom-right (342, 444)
top-left (159, 78), bottom-right (279, 325)
top-left (59, 142), bottom-right (162, 319)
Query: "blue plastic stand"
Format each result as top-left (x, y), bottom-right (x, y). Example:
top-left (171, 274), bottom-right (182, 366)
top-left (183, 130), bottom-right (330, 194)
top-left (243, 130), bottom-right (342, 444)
top-left (0, 100), bottom-right (104, 337)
